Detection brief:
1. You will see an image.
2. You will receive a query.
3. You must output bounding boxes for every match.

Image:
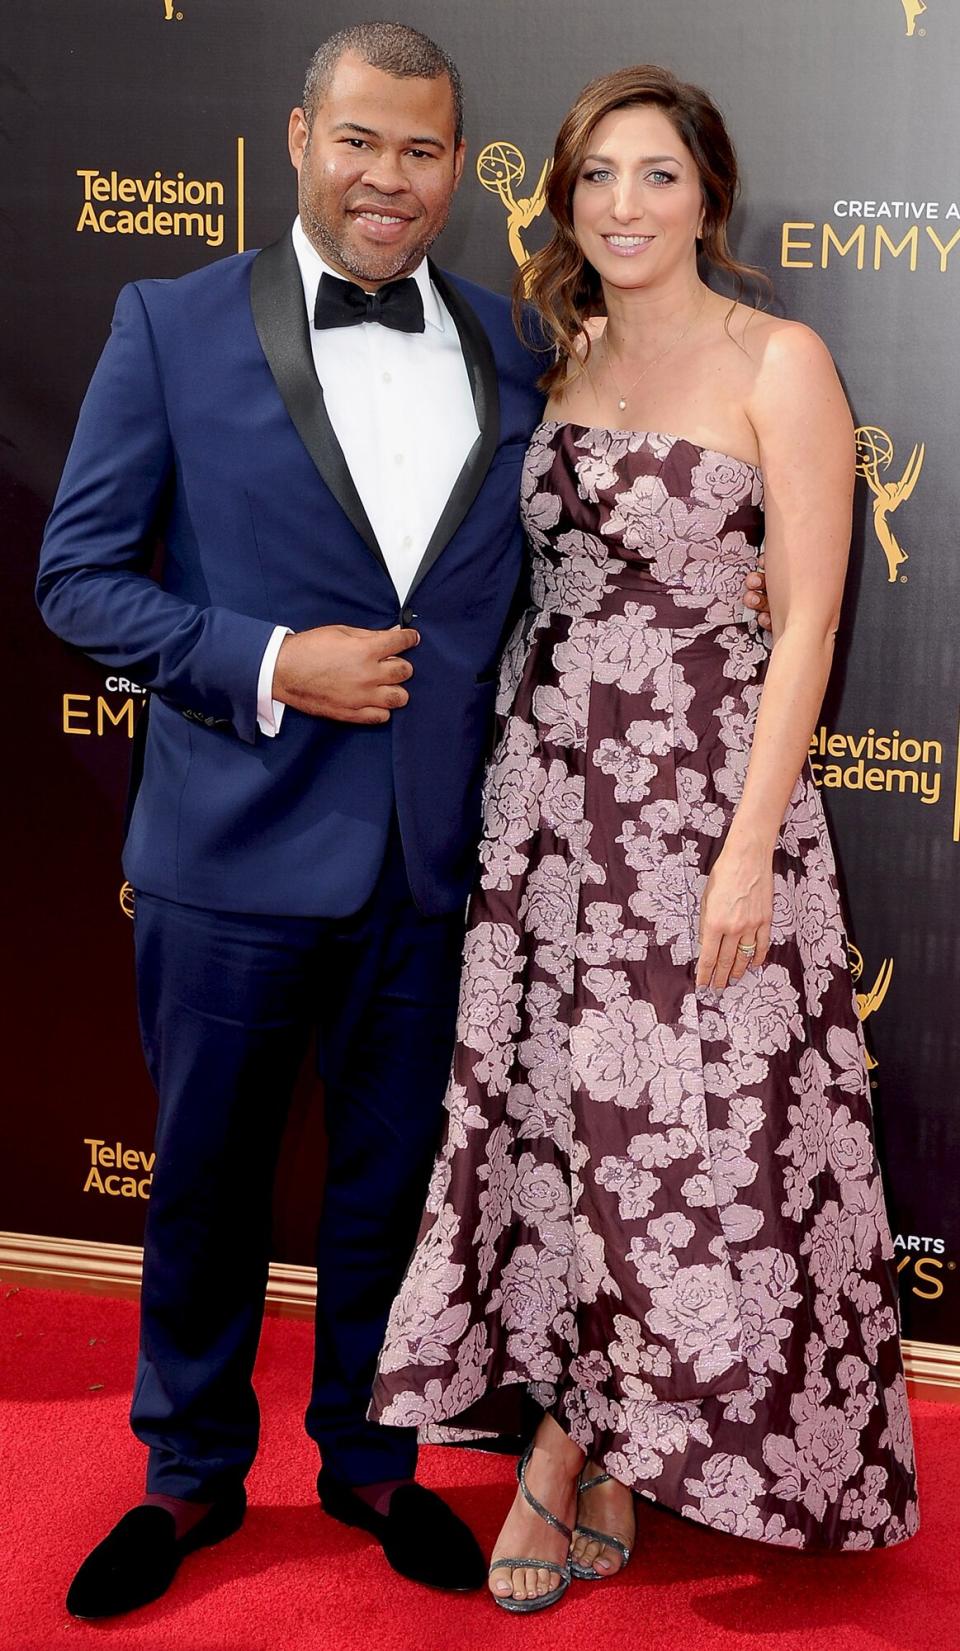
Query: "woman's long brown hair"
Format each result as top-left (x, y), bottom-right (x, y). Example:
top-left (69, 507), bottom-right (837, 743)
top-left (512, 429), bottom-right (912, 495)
top-left (515, 65), bottom-right (769, 395)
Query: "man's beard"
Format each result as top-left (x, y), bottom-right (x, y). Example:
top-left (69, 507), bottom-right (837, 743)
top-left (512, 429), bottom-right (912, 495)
top-left (300, 192), bottom-right (449, 285)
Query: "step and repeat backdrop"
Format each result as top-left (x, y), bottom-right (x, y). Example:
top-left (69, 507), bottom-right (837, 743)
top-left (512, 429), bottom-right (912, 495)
top-left (2, 0), bottom-right (958, 1345)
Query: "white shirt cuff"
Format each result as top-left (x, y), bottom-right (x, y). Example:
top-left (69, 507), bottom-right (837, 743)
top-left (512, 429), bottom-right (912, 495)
top-left (256, 626), bottom-right (291, 737)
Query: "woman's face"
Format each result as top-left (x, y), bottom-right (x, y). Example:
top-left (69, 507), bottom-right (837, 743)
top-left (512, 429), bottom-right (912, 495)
top-left (571, 103), bottom-right (705, 293)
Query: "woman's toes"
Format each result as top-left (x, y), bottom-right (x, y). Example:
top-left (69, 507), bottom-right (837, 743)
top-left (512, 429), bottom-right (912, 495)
top-left (594, 1547), bottom-right (614, 1573)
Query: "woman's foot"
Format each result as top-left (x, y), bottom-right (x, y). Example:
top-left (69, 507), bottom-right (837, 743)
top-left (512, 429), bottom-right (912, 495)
top-left (570, 1462), bottom-right (636, 1578)
top-left (488, 1416), bottom-right (582, 1605)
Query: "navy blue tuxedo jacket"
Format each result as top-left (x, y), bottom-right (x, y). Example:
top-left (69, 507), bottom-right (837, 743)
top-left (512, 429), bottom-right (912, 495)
top-left (37, 235), bottom-right (545, 916)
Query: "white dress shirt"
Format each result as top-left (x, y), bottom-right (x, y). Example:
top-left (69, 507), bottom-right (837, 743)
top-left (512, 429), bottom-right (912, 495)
top-left (256, 218), bottom-right (480, 736)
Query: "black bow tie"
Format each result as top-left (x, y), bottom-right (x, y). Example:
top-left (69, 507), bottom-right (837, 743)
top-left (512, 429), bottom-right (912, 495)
top-left (313, 271), bottom-right (425, 334)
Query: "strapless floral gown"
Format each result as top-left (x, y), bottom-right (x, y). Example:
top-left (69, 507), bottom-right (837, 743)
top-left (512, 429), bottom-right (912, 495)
top-left (372, 421), bottom-right (918, 1550)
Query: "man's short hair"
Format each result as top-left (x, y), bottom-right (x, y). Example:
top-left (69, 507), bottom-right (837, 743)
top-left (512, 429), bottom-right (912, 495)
top-left (302, 20), bottom-right (464, 147)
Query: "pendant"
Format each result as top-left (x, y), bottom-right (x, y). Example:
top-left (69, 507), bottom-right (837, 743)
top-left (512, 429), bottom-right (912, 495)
top-left (618, 398), bottom-right (626, 411)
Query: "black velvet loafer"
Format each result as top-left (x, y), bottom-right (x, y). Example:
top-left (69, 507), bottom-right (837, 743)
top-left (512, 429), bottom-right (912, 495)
top-left (65, 1489), bottom-right (247, 1619)
top-left (317, 1471), bottom-right (486, 1592)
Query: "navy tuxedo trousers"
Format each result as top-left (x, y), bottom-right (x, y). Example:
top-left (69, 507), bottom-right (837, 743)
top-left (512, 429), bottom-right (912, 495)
top-left (130, 827), bottom-right (464, 1498)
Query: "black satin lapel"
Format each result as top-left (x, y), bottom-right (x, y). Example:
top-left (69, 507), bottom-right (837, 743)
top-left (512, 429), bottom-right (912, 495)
top-left (406, 265), bottom-right (501, 599)
top-left (249, 235), bottom-right (386, 572)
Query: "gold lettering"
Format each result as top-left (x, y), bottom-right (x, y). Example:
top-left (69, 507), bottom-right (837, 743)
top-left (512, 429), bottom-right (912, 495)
top-left (873, 225), bottom-right (919, 272)
top-left (63, 693), bottom-right (92, 734)
top-left (75, 183), bottom-right (226, 248)
top-left (913, 1257), bottom-right (944, 1301)
top-left (97, 696), bottom-right (135, 737)
top-left (173, 209), bottom-right (204, 238)
top-left (781, 222), bottom-right (815, 268)
top-left (886, 769), bottom-right (919, 796)
top-left (822, 223), bottom-right (866, 269)
top-left (925, 225), bottom-right (960, 273)
top-left (75, 202), bottom-right (101, 234)
top-left (82, 1141), bottom-right (152, 1198)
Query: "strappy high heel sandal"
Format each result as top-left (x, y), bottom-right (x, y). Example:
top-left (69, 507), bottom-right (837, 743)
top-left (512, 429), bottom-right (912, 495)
top-left (569, 1470), bottom-right (633, 1581)
top-left (489, 1446), bottom-right (573, 1614)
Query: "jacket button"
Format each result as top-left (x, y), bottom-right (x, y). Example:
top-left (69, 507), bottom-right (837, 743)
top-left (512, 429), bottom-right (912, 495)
top-left (400, 605), bottom-right (417, 626)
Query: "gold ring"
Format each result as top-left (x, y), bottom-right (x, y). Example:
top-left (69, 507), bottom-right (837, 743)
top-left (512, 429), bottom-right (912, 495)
top-left (737, 942), bottom-right (757, 956)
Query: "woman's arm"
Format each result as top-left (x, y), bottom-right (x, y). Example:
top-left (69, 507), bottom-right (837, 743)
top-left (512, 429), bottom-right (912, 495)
top-left (696, 322), bottom-right (855, 991)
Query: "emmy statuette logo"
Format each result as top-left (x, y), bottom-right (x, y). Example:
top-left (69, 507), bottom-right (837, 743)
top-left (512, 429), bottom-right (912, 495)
top-left (476, 142), bottom-right (550, 285)
top-left (848, 944), bottom-right (893, 1072)
top-left (162, 1), bottom-right (184, 18)
top-left (119, 882), bottom-right (136, 919)
top-left (854, 426), bottom-right (924, 583)
top-left (900, 0), bottom-right (927, 36)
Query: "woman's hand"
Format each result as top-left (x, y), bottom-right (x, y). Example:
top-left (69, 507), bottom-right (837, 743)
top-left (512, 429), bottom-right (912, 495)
top-left (742, 552), bottom-right (772, 631)
top-left (696, 838), bottom-right (773, 990)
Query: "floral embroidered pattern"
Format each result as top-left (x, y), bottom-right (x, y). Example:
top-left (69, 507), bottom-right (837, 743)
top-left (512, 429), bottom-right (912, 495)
top-left (372, 425), bottom-right (917, 1552)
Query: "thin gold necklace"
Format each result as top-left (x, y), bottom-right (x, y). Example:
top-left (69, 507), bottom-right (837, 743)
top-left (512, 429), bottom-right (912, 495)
top-left (601, 289), bottom-right (707, 413)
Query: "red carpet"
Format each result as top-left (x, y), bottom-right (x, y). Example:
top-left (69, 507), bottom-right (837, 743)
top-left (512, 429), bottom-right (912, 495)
top-left (2, 1286), bottom-right (958, 1651)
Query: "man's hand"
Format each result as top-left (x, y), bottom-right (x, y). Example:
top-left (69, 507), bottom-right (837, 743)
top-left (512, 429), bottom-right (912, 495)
top-left (273, 624), bottom-right (419, 724)
top-left (743, 552), bottom-right (772, 631)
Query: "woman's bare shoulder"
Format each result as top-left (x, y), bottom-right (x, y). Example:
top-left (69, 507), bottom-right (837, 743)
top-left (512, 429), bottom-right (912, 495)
top-left (727, 302), bottom-right (834, 370)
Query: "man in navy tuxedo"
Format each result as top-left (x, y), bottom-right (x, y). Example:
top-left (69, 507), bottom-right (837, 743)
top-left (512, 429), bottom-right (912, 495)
top-left (38, 22), bottom-right (545, 1617)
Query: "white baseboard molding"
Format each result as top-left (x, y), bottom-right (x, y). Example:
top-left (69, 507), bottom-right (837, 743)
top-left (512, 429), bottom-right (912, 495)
top-left (3, 1230), bottom-right (959, 1394)
top-left (0, 1230), bottom-right (317, 1317)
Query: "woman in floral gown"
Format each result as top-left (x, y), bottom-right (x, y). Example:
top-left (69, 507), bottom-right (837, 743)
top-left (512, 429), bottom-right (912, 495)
top-left (371, 64), bottom-right (918, 1610)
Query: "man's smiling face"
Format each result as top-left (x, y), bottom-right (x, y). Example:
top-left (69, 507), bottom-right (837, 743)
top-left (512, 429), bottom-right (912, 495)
top-left (288, 51), bottom-right (465, 289)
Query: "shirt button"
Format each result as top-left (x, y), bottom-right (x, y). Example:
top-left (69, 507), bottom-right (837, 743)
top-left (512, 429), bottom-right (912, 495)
top-left (382, 371), bottom-right (392, 384)
top-left (394, 453), bottom-right (404, 465)
top-left (401, 535), bottom-right (413, 550)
